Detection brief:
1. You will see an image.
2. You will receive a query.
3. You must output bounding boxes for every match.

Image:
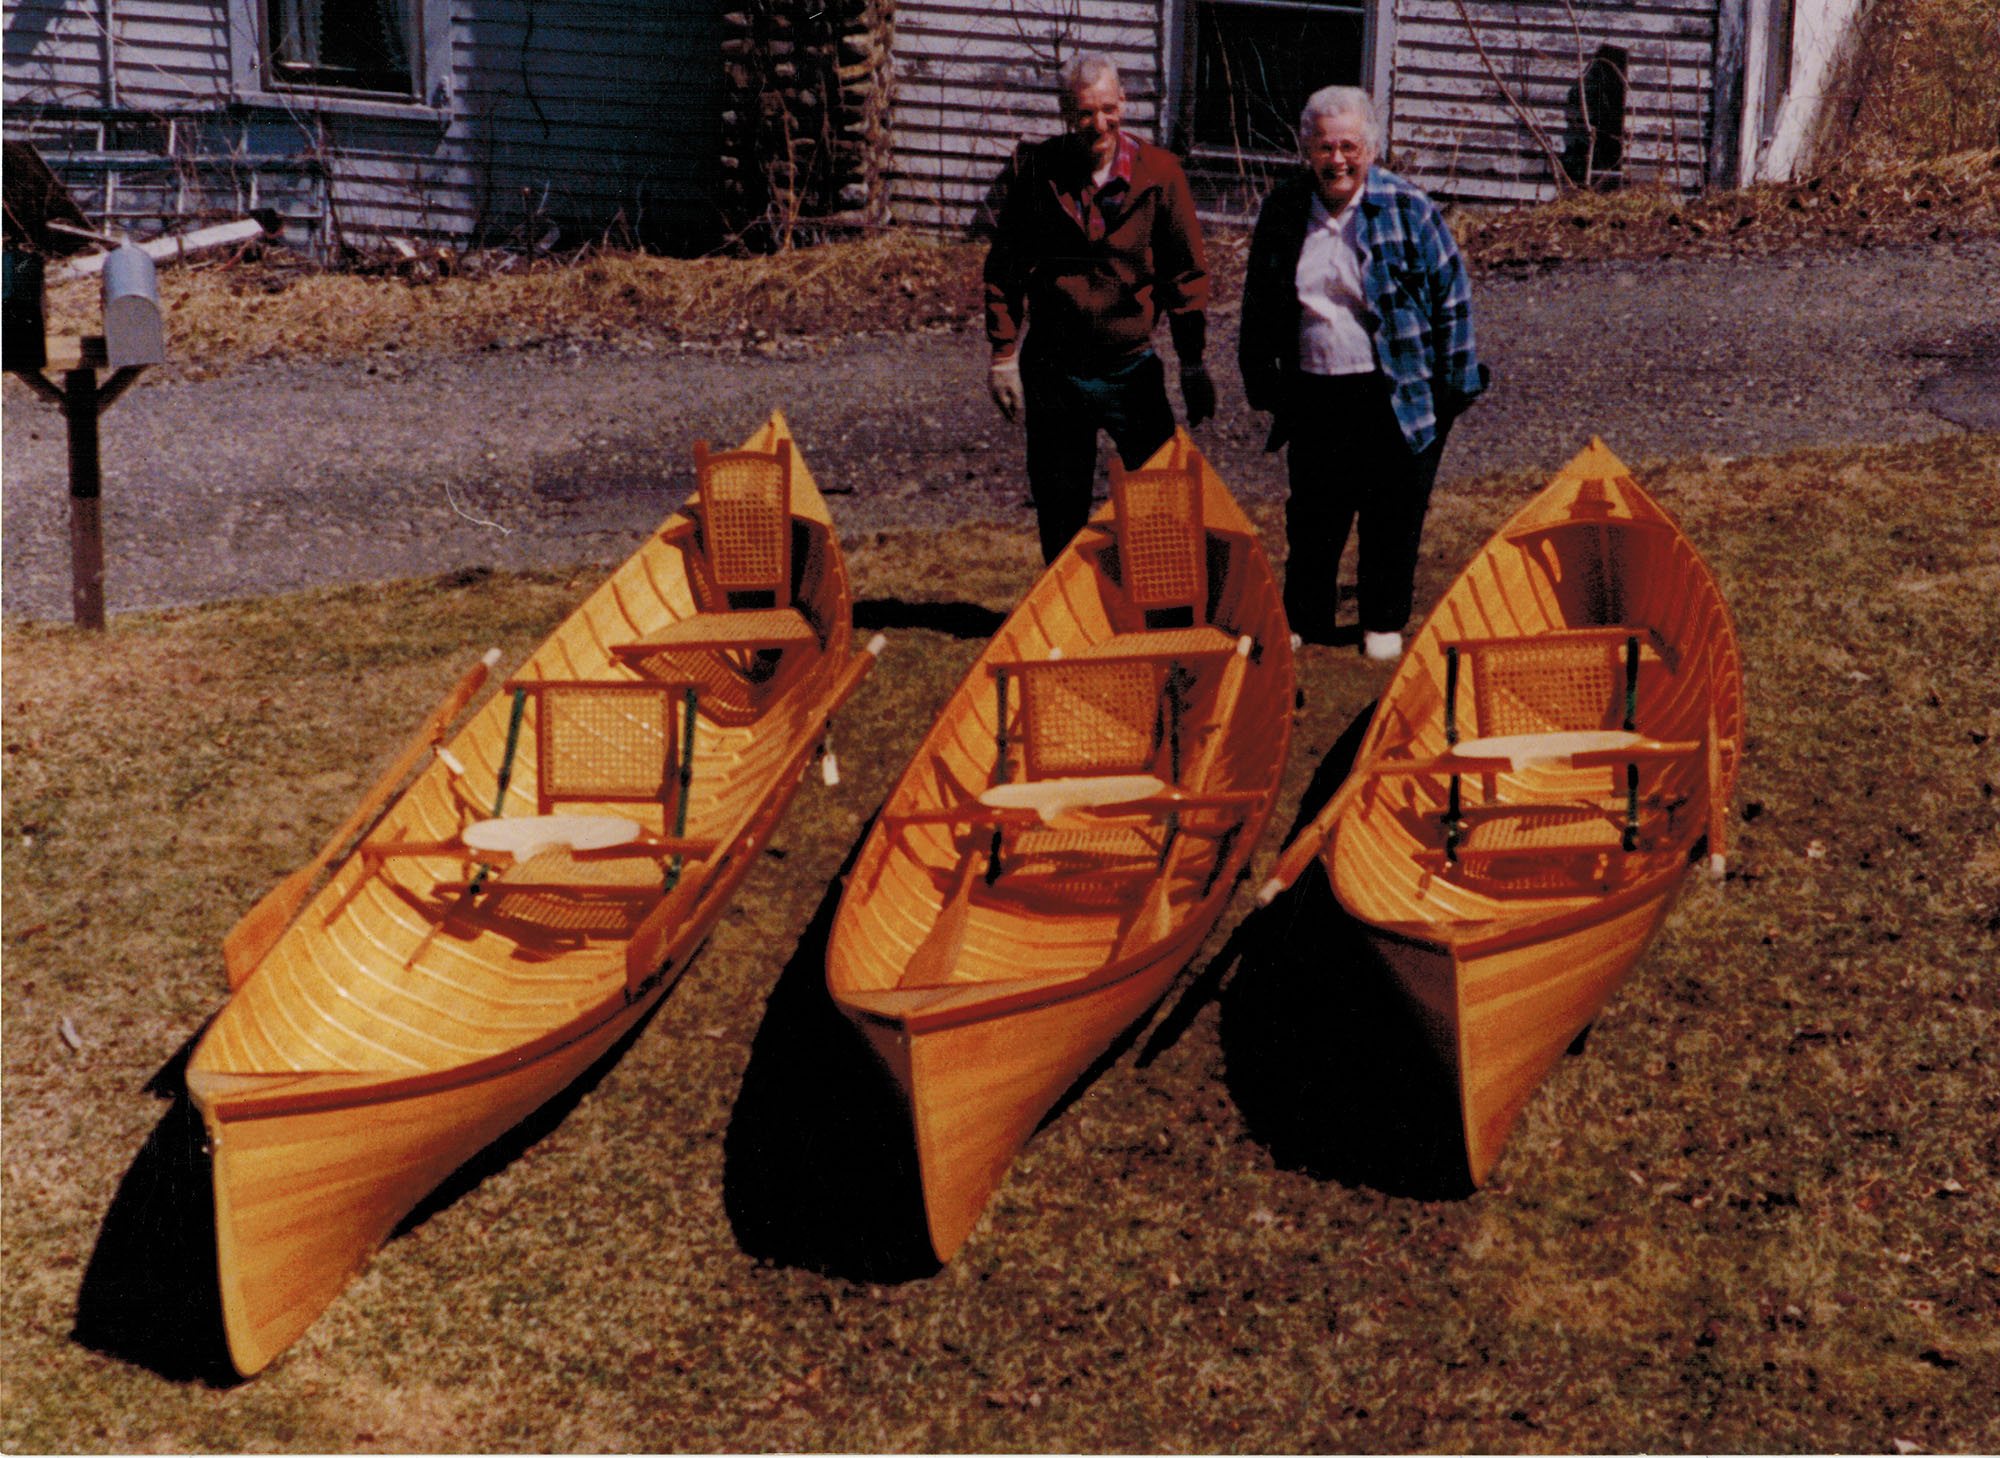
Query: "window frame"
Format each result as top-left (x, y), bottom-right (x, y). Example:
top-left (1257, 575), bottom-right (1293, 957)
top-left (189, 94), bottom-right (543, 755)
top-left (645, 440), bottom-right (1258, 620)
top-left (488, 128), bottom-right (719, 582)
top-left (228, 0), bottom-right (452, 119)
top-left (1167, 0), bottom-right (1392, 162)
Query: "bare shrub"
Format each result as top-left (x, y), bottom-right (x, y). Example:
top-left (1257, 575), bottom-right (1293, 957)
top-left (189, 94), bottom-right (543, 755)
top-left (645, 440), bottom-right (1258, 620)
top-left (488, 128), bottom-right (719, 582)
top-left (1814, 0), bottom-right (2000, 160)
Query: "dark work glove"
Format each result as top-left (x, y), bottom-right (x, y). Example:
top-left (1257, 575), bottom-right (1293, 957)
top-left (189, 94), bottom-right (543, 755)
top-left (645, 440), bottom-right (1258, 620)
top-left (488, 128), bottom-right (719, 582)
top-left (1180, 364), bottom-right (1216, 428)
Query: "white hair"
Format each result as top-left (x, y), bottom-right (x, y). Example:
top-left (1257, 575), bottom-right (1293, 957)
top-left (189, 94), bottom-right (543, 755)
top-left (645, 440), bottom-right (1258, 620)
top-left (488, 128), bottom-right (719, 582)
top-left (1059, 51), bottom-right (1122, 98)
top-left (1299, 85), bottom-right (1385, 154)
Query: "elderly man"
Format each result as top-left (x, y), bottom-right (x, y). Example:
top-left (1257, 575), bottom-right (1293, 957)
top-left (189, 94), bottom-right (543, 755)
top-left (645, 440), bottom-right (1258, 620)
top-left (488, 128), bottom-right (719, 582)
top-left (1238, 85), bottom-right (1487, 661)
top-left (984, 52), bottom-right (1216, 563)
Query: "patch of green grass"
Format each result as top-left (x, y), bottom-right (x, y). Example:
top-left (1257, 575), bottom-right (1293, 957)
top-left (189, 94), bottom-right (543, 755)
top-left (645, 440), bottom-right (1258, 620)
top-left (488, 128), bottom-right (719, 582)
top-left (4, 436), bottom-right (1998, 1452)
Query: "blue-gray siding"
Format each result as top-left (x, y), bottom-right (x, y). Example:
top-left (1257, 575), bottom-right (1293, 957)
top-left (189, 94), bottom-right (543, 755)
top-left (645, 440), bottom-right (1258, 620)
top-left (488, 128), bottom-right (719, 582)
top-left (4, 0), bottom-right (721, 249)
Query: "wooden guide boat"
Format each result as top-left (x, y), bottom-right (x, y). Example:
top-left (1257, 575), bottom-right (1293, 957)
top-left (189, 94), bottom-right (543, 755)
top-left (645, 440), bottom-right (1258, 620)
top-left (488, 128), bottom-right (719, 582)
top-left (1259, 438), bottom-right (1743, 1187)
top-left (827, 430), bottom-right (1295, 1260)
top-left (185, 411), bottom-right (881, 1375)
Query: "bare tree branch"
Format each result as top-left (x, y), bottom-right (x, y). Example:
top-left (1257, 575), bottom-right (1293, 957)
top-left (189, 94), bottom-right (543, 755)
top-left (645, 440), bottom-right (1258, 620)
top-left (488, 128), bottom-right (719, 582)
top-left (1446, 0), bottom-right (1576, 190)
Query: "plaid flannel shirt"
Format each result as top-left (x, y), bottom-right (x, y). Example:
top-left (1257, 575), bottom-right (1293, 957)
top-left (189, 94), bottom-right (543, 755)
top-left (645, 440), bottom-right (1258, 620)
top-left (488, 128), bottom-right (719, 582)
top-left (1239, 166), bottom-right (1486, 454)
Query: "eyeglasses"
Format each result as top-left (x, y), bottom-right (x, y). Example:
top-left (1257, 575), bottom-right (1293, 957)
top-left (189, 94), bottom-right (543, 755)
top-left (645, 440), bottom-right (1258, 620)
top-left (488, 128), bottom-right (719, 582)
top-left (1305, 138), bottom-right (1369, 160)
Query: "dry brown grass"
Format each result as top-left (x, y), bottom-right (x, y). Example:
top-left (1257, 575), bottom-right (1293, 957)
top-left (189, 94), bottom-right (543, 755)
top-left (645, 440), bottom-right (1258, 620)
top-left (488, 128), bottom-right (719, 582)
top-left (1458, 147), bottom-right (2000, 267)
top-left (4, 433), bottom-right (1996, 1452)
top-left (43, 230), bottom-right (987, 371)
top-left (38, 151), bottom-right (1999, 376)
top-left (1817, 0), bottom-right (2000, 161)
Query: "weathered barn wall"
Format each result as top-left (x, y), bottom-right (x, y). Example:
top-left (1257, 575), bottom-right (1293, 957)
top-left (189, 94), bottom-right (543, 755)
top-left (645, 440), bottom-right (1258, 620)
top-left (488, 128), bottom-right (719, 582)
top-left (878, 0), bottom-right (1741, 231)
top-left (1390, 0), bottom-right (1719, 203)
top-left (883, 0), bottom-right (1169, 230)
top-left (8, 0), bottom-right (1835, 252)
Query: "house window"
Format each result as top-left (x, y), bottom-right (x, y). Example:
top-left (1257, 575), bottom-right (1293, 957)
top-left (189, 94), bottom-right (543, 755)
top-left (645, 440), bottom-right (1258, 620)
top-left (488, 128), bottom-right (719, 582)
top-left (229, 0), bottom-right (446, 112)
top-left (267, 0), bottom-right (414, 95)
top-left (1186, 0), bottom-right (1368, 158)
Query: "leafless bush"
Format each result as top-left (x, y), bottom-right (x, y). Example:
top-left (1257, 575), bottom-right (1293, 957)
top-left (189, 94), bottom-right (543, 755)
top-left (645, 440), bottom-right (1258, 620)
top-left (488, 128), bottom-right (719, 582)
top-left (1813, 0), bottom-right (2000, 162)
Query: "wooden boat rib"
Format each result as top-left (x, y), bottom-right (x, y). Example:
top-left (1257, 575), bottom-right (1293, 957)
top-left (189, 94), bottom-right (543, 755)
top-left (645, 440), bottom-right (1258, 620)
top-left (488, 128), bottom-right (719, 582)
top-left (1260, 437), bottom-right (1744, 1187)
top-left (827, 430), bottom-right (1295, 1261)
top-left (185, 411), bottom-right (880, 1376)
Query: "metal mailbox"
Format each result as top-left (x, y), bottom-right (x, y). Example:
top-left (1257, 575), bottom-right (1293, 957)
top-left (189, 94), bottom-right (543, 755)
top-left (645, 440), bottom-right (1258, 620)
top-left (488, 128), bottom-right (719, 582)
top-left (102, 243), bottom-right (165, 368)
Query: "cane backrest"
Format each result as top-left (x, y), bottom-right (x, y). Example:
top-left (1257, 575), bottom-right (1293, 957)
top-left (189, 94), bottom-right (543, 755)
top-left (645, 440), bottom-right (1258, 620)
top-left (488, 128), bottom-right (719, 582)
top-left (1462, 632), bottom-right (1634, 739)
top-left (693, 436), bottom-right (793, 605)
top-left (1010, 657), bottom-right (1164, 782)
top-left (522, 680), bottom-right (694, 819)
top-left (1109, 455), bottom-right (1207, 624)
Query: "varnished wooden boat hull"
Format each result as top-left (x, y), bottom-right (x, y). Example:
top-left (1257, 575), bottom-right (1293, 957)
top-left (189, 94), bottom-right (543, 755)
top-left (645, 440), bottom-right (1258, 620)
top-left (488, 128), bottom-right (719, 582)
top-left (196, 993), bottom-right (658, 1378)
top-left (1303, 438), bottom-right (1744, 1187)
top-left (828, 432), bottom-right (1294, 1259)
top-left (184, 412), bottom-right (863, 1375)
top-left (845, 916), bottom-right (1219, 1259)
top-left (1354, 871), bottom-right (1683, 1184)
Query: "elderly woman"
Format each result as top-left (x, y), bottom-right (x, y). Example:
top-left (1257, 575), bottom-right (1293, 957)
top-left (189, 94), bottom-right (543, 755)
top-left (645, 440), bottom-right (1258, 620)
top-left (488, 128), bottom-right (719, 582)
top-left (1238, 85), bottom-right (1487, 661)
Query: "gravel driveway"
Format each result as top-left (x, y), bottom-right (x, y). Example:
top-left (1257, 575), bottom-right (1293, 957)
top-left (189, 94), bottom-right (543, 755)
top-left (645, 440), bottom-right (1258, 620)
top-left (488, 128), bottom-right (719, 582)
top-left (4, 237), bottom-right (1996, 622)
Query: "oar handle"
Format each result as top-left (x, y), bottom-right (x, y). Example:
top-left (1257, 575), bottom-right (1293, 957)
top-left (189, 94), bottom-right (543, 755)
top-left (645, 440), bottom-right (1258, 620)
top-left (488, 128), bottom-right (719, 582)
top-left (1253, 777), bottom-right (1356, 907)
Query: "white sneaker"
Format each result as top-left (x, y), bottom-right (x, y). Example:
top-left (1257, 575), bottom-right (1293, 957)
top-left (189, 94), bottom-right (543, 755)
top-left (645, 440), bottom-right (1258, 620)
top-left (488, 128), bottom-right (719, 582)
top-left (1362, 630), bottom-right (1404, 662)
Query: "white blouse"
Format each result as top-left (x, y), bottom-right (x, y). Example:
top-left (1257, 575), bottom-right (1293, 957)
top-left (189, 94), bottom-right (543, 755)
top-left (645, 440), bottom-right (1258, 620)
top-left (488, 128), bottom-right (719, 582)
top-left (1294, 192), bottom-right (1376, 376)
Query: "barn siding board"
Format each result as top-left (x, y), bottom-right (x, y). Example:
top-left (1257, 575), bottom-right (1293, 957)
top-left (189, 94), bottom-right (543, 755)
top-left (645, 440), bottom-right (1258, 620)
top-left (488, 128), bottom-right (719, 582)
top-left (1399, 28), bottom-right (1714, 63)
top-left (886, 0), bottom-right (1166, 226)
top-left (1386, 0), bottom-right (1719, 201)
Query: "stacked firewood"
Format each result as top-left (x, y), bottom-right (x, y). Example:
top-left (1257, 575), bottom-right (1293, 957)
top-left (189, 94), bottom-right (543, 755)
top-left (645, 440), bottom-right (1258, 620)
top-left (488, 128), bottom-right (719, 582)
top-left (718, 0), bottom-right (896, 240)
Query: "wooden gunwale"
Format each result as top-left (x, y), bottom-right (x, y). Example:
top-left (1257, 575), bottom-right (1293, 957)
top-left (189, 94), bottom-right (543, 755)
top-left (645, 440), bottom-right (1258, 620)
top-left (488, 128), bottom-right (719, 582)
top-left (1333, 827), bottom-right (1689, 960)
top-left (838, 907), bottom-right (1225, 1035)
top-left (196, 926), bottom-right (695, 1121)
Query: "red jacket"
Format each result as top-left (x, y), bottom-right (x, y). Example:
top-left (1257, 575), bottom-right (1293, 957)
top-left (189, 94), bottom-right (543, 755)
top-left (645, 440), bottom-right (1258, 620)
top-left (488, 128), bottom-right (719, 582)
top-left (983, 133), bottom-right (1209, 369)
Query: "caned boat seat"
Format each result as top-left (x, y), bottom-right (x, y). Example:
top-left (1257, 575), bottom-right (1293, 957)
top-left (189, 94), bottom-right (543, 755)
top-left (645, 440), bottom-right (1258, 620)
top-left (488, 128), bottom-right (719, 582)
top-left (971, 642), bottom-right (1245, 883)
top-left (1408, 628), bottom-right (1700, 889)
top-left (612, 438), bottom-right (817, 681)
top-left (1102, 454), bottom-right (1234, 655)
top-left (364, 679), bottom-right (717, 878)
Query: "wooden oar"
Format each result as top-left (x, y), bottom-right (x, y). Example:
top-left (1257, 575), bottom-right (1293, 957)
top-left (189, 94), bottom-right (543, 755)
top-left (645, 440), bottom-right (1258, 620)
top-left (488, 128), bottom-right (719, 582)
top-left (1254, 771), bottom-right (1363, 907)
top-left (1121, 636), bottom-right (1252, 953)
top-left (897, 839), bottom-right (985, 988)
top-left (222, 647), bottom-right (502, 987)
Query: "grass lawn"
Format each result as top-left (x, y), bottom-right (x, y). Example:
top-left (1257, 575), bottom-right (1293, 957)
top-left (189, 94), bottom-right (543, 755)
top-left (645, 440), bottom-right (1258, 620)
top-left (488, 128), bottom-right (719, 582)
top-left (3, 433), bottom-right (1996, 1452)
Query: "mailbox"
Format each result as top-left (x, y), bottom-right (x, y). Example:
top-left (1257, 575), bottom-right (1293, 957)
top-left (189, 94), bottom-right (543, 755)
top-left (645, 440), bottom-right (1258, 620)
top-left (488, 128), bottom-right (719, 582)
top-left (102, 243), bottom-right (165, 368)
top-left (3, 249), bottom-right (47, 372)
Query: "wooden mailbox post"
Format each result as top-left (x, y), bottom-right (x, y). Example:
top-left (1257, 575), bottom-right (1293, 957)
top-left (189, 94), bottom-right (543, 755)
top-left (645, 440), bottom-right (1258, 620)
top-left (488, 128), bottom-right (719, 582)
top-left (4, 243), bottom-right (163, 629)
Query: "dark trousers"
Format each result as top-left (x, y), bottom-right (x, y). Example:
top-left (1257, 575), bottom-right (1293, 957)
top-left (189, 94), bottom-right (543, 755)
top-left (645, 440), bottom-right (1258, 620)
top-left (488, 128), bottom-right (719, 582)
top-left (1282, 371), bottom-right (1448, 638)
top-left (1022, 348), bottom-right (1177, 563)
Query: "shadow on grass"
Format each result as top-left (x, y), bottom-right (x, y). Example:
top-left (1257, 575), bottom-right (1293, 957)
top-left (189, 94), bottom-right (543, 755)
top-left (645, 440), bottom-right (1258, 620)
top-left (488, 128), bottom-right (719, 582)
top-left (73, 1034), bottom-right (237, 1387)
top-left (723, 840), bottom-right (940, 1284)
top-left (854, 598), bottom-right (1008, 641)
top-left (75, 997), bottom-right (667, 1384)
top-left (1139, 697), bottom-right (1380, 1071)
top-left (1216, 700), bottom-right (1474, 1201)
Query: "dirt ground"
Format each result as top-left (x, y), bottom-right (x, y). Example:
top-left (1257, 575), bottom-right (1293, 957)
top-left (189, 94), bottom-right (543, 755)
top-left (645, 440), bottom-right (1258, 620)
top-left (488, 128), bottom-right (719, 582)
top-left (4, 236), bottom-right (1998, 622)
